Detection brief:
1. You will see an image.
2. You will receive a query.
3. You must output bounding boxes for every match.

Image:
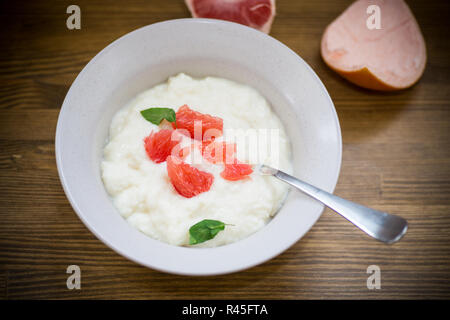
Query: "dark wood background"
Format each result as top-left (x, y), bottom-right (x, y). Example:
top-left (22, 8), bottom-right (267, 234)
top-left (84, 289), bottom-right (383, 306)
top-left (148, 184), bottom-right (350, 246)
top-left (0, 0), bottom-right (449, 299)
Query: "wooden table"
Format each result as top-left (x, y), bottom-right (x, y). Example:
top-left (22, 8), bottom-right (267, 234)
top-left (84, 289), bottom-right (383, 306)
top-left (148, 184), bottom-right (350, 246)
top-left (0, 0), bottom-right (449, 299)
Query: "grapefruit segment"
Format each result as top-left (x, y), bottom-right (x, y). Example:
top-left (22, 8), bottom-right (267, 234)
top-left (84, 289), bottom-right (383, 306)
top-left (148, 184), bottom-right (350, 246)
top-left (173, 104), bottom-right (223, 140)
top-left (320, 0), bottom-right (426, 91)
top-left (221, 161), bottom-right (253, 181)
top-left (201, 141), bottom-right (236, 164)
top-left (166, 155), bottom-right (214, 198)
top-left (185, 0), bottom-right (276, 34)
top-left (144, 129), bottom-right (189, 163)
top-left (144, 129), bottom-right (178, 163)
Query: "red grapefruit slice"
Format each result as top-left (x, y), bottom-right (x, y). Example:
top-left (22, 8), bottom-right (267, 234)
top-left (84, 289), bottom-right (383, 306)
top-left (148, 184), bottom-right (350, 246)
top-left (173, 105), bottom-right (223, 140)
top-left (201, 141), bottom-right (236, 164)
top-left (166, 155), bottom-right (214, 198)
top-left (144, 129), bottom-right (190, 163)
top-left (221, 161), bottom-right (253, 181)
top-left (144, 129), bottom-right (178, 163)
top-left (185, 0), bottom-right (276, 34)
top-left (321, 0), bottom-right (426, 91)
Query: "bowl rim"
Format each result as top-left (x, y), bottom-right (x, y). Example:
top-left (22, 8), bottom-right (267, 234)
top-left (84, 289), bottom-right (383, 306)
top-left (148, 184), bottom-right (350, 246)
top-left (55, 18), bottom-right (342, 276)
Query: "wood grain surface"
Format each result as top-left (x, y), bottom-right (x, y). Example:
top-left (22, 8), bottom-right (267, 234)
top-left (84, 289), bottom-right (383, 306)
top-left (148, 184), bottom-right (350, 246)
top-left (0, 0), bottom-right (449, 299)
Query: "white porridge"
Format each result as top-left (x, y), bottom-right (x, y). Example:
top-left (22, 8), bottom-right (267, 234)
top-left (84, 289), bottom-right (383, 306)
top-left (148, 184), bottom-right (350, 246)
top-left (101, 73), bottom-right (292, 247)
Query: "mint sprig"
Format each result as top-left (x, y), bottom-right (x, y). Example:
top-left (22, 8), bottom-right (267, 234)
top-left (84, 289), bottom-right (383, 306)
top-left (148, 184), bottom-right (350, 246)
top-left (189, 219), bottom-right (226, 245)
top-left (140, 107), bottom-right (176, 125)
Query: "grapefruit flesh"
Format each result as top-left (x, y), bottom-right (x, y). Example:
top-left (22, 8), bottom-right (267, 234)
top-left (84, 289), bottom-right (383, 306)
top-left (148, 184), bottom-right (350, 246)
top-left (144, 129), bottom-right (178, 163)
top-left (144, 129), bottom-right (189, 163)
top-left (185, 0), bottom-right (276, 34)
top-left (321, 0), bottom-right (426, 91)
top-left (221, 161), bottom-right (253, 181)
top-left (166, 155), bottom-right (214, 198)
top-left (146, 106), bottom-right (254, 197)
top-left (173, 104), bottom-right (223, 140)
top-left (201, 141), bottom-right (237, 164)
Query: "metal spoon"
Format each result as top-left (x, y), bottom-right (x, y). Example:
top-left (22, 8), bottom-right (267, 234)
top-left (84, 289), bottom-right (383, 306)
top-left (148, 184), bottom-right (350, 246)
top-left (260, 165), bottom-right (408, 244)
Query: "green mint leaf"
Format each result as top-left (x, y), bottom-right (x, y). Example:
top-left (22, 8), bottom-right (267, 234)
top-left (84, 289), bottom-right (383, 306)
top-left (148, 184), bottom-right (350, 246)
top-left (189, 219), bottom-right (226, 245)
top-left (140, 107), bottom-right (176, 125)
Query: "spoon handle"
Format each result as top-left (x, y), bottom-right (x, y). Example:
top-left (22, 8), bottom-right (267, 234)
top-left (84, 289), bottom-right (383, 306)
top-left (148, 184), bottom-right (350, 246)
top-left (267, 167), bottom-right (408, 243)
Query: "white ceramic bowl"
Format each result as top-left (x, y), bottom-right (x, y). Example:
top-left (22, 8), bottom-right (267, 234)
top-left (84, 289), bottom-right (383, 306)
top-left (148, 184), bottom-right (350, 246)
top-left (56, 19), bottom-right (342, 276)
